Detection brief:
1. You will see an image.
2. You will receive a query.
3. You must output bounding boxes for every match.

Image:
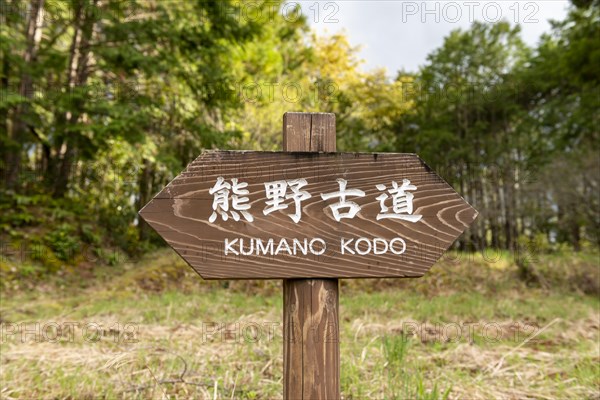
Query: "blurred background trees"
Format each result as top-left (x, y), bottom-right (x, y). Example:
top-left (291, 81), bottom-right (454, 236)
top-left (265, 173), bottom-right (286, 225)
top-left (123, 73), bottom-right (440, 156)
top-left (1, 0), bottom-right (598, 267)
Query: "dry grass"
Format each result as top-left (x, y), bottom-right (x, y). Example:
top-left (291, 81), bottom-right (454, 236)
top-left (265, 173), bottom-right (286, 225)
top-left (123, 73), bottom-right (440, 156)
top-left (0, 249), bottom-right (599, 399)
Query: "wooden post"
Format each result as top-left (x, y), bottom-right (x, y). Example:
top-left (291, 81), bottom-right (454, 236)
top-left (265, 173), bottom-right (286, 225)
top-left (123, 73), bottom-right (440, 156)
top-left (283, 112), bottom-right (340, 399)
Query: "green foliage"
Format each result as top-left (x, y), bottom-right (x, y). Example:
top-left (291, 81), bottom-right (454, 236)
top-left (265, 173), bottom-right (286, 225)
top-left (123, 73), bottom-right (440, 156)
top-left (44, 224), bottom-right (80, 263)
top-left (80, 224), bottom-right (101, 246)
top-left (1, 0), bottom-right (597, 280)
top-left (393, 9), bottom-right (598, 252)
top-left (0, 193), bottom-right (44, 229)
top-left (383, 334), bottom-right (409, 367)
top-left (382, 335), bottom-right (451, 399)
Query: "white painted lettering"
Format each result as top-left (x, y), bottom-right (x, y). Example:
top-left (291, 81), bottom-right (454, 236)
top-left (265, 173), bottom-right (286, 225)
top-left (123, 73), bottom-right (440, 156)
top-left (225, 238), bottom-right (239, 255)
top-left (390, 238), bottom-right (407, 255)
top-left (373, 238), bottom-right (389, 255)
top-left (293, 238), bottom-right (308, 255)
top-left (275, 238), bottom-right (292, 255)
top-left (309, 238), bottom-right (327, 255)
top-left (256, 239), bottom-right (274, 255)
top-left (355, 237), bottom-right (372, 255)
top-left (341, 238), bottom-right (355, 255)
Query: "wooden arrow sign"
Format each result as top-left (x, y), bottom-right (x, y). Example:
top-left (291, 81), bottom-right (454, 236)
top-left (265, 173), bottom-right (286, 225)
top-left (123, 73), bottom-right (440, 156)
top-left (139, 151), bottom-right (478, 279)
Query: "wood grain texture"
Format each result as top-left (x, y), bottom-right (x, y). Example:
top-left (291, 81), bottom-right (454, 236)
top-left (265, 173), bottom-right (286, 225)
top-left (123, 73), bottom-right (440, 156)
top-left (139, 149), bottom-right (478, 279)
top-left (283, 112), bottom-right (339, 400)
top-left (284, 278), bottom-right (339, 399)
top-left (283, 112), bottom-right (336, 152)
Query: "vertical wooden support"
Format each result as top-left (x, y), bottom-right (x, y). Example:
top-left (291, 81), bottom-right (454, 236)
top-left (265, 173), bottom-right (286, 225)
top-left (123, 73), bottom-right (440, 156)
top-left (283, 112), bottom-right (340, 399)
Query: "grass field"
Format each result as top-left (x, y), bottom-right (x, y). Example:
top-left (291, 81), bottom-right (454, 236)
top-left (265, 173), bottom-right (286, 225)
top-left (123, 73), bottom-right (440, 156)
top-left (1, 249), bottom-right (598, 399)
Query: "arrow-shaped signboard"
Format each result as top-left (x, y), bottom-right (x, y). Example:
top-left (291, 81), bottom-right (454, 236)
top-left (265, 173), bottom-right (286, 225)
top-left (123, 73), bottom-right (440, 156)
top-left (140, 151), bottom-right (477, 279)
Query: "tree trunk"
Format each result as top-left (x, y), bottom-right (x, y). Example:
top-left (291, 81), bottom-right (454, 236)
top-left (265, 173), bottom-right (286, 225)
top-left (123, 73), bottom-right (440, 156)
top-left (53, 0), bottom-right (97, 197)
top-left (5, 0), bottom-right (45, 191)
top-left (137, 158), bottom-right (154, 241)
